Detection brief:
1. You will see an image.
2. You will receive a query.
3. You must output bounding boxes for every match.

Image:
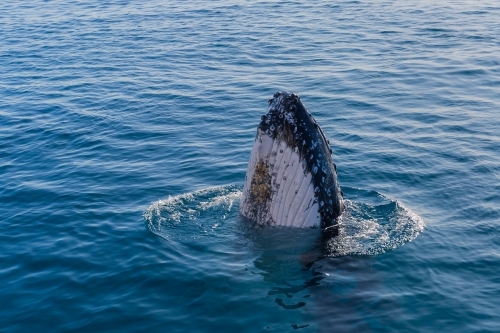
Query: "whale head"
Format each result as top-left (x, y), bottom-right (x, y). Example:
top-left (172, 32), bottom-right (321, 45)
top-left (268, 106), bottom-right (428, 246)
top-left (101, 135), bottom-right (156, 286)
top-left (240, 92), bottom-right (344, 228)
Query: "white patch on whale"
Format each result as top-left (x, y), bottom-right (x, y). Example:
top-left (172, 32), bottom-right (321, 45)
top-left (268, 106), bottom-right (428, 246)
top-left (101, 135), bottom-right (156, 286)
top-left (240, 129), bottom-right (321, 227)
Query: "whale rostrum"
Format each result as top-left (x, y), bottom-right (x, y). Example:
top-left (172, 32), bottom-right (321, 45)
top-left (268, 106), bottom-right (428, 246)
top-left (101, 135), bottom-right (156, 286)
top-left (240, 92), bottom-right (344, 228)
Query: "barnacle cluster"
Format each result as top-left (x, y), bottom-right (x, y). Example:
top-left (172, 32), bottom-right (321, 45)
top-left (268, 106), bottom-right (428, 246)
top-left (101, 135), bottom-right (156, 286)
top-left (248, 159), bottom-right (272, 223)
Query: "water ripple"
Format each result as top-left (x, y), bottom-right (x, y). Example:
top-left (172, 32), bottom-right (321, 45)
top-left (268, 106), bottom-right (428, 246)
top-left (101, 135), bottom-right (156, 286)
top-left (1, 0), bottom-right (500, 331)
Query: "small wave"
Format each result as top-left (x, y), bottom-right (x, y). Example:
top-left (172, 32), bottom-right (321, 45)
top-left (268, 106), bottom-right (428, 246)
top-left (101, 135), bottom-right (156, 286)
top-left (143, 185), bottom-right (242, 242)
top-left (325, 188), bottom-right (425, 257)
top-left (143, 185), bottom-right (424, 256)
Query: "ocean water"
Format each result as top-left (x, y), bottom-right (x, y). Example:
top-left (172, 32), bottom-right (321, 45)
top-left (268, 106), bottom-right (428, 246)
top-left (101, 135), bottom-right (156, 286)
top-left (1, 1), bottom-right (499, 332)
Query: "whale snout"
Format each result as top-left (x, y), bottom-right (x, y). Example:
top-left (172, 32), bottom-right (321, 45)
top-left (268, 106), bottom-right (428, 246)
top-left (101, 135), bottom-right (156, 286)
top-left (241, 92), bottom-right (344, 228)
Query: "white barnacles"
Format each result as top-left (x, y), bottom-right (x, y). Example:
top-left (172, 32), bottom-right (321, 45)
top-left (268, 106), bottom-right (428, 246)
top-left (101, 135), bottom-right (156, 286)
top-left (285, 112), bottom-right (296, 126)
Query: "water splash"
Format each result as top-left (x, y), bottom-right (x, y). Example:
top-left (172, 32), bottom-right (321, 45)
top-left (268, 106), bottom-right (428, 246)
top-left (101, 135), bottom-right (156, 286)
top-left (143, 185), bottom-right (242, 242)
top-left (143, 185), bottom-right (424, 256)
top-left (325, 188), bottom-right (425, 257)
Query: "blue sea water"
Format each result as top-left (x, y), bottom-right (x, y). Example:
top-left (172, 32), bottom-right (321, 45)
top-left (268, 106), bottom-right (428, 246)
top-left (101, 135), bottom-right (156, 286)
top-left (1, 0), bottom-right (500, 332)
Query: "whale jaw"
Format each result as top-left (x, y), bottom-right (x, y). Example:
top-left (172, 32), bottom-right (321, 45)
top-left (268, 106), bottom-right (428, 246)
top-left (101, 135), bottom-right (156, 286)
top-left (240, 92), bottom-right (344, 228)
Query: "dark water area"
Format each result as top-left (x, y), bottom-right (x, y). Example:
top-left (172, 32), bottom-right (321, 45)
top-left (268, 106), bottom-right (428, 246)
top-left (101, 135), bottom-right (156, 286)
top-left (1, 1), bottom-right (499, 332)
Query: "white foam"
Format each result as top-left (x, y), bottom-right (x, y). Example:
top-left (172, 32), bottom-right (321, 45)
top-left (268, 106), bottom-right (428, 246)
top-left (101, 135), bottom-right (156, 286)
top-left (144, 185), bottom-right (425, 256)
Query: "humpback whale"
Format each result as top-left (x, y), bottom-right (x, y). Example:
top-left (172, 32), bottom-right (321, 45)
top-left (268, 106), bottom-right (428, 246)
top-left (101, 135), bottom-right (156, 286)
top-left (240, 92), bottom-right (344, 228)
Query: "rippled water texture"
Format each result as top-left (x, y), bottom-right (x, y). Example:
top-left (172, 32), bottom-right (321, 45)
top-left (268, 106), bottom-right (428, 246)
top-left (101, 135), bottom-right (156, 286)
top-left (1, 1), bottom-right (500, 332)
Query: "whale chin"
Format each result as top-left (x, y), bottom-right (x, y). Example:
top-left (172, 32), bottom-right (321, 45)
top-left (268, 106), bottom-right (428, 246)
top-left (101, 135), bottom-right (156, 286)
top-left (240, 92), bottom-right (344, 228)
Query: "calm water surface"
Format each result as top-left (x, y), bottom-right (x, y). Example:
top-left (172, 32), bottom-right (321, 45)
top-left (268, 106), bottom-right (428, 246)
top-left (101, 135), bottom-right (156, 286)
top-left (1, 1), bottom-right (500, 332)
